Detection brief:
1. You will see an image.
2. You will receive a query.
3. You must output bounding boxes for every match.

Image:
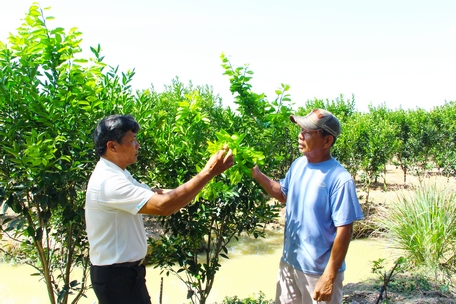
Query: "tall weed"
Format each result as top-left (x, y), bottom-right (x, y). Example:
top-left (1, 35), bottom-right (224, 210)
top-left (377, 182), bottom-right (456, 284)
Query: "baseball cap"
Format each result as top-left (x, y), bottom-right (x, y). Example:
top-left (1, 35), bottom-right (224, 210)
top-left (290, 109), bottom-right (341, 138)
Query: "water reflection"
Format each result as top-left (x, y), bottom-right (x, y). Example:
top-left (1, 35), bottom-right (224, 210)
top-left (228, 229), bottom-right (284, 256)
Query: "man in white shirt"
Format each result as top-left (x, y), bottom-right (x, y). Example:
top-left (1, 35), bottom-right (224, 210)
top-left (85, 114), bottom-right (234, 304)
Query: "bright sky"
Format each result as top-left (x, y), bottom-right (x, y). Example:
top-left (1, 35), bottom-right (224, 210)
top-left (1, 0), bottom-right (456, 112)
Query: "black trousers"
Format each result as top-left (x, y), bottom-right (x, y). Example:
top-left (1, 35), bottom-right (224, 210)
top-left (90, 263), bottom-right (151, 304)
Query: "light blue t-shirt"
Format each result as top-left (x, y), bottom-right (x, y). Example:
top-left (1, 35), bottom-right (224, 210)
top-left (279, 156), bottom-right (364, 275)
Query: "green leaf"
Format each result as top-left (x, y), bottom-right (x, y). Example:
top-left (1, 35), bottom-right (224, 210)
top-left (26, 226), bottom-right (35, 237)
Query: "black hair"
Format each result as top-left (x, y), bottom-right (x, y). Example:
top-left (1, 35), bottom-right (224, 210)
top-left (320, 129), bottom-right (337, 146)
top-left (93, 114), bottom-right (140, 157)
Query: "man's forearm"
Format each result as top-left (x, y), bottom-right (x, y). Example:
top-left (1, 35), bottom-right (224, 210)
top-left (253, 172), bottom-right (286, 203)
top-left (313, 223), bottom-right (353, 301)
top-left (141, 170), bottom-right (213, 216)
top-left (324, 224), bottom-right (353, 278)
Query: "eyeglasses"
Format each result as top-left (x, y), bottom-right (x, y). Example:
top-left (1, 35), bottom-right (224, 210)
top-left (300, 129), bottom-right (322, 137)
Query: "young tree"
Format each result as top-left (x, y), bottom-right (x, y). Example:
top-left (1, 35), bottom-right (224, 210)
top-left (139, 55), bottom-right (296, 303)
top-left (364, 104), bottom-right (398, 189)
top-left (0, 5), bottom-right (135, 303)
top-left (390, 108), bottom-right (437, 184)
top-left (429, 101), bottom-right (456, 179)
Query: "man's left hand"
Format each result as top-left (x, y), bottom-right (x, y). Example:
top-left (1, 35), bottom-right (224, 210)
top-left (313, 273), bottom-right (334, 302)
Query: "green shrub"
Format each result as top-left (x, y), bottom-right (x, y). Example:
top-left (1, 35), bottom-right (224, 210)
top-left (377, 182), bottom-right (456, 284)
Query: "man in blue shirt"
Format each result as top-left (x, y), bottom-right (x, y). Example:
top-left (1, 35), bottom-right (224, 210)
top-left (251, 109), bottom-right (364, 303)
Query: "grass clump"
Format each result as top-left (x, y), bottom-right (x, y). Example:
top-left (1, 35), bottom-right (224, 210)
top-left (377, 182), bottom-right (456, 286)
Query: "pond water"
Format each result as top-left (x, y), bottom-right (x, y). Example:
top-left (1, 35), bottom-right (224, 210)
top-left (0, 233), bottom-right (399, 304)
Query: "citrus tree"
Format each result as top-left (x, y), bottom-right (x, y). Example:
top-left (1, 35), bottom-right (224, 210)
top-left (138, 55), bottom-right (296, 303)
top-left (0, 5), bottom-right (136, 303)
top-left (390, 108), bottom-right (438, 184)
top-left (429, 101), bottom-right (456, 179)
top-left (359, 104), bottom-right (398, 194)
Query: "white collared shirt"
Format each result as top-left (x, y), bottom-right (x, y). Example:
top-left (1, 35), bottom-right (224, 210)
top-left (85, 157), bottom-right (155, 266)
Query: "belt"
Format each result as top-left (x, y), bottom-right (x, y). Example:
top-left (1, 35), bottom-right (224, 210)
top-left (110, 258), bottom-right (145, 268)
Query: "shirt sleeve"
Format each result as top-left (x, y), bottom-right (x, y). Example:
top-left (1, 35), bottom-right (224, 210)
top-left (331, 179), bottom-right (364, 226)
top-left (98, 174), bottom-right (155, 214)
top-left (280, 157), bottom-right (303, 196)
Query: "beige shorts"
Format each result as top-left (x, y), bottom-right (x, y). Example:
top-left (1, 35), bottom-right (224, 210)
top-left (275, 260), bottom-right (344, 304)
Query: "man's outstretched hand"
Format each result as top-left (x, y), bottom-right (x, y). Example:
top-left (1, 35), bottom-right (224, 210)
top-left (203, 145), bottom-right (234, 177)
